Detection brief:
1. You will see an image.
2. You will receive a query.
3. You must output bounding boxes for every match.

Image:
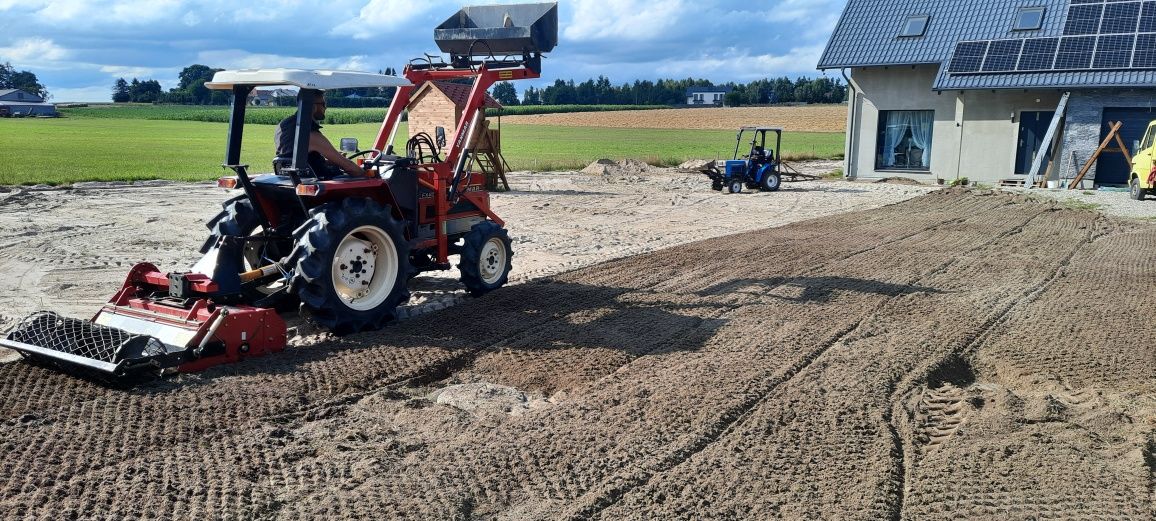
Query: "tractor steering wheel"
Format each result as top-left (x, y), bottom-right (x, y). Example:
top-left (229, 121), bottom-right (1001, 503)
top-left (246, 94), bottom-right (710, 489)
top-left (344, 149), bottom-right (386, 177)
top-left (346, 149), bottom-right (385, 173)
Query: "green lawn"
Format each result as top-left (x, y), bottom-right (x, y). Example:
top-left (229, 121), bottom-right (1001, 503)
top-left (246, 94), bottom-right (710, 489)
top-left (0, 118), bottom-right (843, 186)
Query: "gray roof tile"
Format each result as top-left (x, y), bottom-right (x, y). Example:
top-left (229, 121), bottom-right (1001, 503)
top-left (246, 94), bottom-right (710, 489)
top-left (818, 0), bottom-right (1156, 90)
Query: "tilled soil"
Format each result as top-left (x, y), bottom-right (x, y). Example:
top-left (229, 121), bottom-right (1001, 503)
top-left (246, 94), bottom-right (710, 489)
top-left (0, 175), bottom-right (1154, 519)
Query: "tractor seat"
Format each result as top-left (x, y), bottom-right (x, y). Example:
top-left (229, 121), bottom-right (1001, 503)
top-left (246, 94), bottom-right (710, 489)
top-left (272, 156), bottom-right (293, 175)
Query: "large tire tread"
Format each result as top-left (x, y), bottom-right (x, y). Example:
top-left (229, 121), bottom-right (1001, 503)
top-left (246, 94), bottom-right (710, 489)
top-left (458, 221), bottom-right (512, 297)
top-left (288, 198), bottom-right (411, 335)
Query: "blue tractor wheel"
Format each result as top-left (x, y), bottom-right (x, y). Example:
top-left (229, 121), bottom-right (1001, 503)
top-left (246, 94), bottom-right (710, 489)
top-left (761, 172), bottom-right (782, 192)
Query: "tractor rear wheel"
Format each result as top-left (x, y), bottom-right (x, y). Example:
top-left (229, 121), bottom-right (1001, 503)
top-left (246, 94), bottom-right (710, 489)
top-left (1130, 176), bottom-right (1146, 201)
top-left (289, 198), bottom-right (411, 335)
top-left (459, 221), bottom-right (512, 297)
top-left (728, 179), bottom-right (744, 193)
top-left (761, 172), bottom-right (782, 192)
top-left (201, 195), bottom-right (289, 297)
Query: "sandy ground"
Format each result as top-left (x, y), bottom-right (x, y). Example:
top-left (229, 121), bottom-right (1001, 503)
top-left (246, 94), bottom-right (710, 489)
top-left (0, 162), bottom-right (1154, 519)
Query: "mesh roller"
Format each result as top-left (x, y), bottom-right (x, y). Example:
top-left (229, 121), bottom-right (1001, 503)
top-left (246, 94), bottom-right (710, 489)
top-left (5, 311), bottom-right (167, 365)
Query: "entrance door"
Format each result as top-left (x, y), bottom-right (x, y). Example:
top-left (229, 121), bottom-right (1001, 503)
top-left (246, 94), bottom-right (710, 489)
top-left (1098, 107), bottom-right (1156, 185)
top-left (1015, 111), bottom-right (1054, 175)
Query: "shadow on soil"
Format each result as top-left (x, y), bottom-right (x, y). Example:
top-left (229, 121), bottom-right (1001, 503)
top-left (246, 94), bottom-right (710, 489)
top-left (7, 275), bottom-right (942, 393)
top-left (27, 280), bottom-right (728, 393)
top-left (700, 276), bottom-right (942, 304)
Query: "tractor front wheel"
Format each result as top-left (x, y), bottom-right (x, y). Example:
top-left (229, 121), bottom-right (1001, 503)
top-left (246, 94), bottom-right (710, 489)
top-left (1130, 176), bottom-right (1146, 201)
top-left (728, 179), bottom-right (744, 193)
top-left (289, 198), bottom-right (411, 335)
top-left (761, 172), bottom-right (782, 192)
top-left (459, 221), bottom-right (513, 297)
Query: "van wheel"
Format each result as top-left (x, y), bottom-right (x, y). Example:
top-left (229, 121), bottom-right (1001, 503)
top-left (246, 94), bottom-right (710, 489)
top-left (1130, 176), bottom-right (1146, 201)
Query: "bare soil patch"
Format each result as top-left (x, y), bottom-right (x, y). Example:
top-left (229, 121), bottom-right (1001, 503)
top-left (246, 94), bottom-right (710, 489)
top-left (503, 104), bottom-right (848, 132)
top-left (0, 166), bottom-right (1153, 519)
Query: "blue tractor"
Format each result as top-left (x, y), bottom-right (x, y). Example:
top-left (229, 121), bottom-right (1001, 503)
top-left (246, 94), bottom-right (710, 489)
top-left (702, 126), bottom-right (783, 193)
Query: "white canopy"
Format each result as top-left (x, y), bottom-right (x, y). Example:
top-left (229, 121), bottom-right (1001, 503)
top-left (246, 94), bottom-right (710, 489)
top-left (205, 68), bottom-right (411, 91)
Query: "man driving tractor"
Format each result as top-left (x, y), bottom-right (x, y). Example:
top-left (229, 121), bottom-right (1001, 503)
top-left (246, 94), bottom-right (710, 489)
top-left (274, 92), bottom-right (366, 177)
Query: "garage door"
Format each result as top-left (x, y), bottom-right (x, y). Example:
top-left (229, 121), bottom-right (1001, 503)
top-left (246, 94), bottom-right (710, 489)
top-left (1098, 107), bottom-right (1156, 185)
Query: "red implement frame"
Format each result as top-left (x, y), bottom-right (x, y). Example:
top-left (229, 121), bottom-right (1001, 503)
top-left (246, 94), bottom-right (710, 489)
top-left (372, 64), bottom-right (535, 263)
top-left (98, 263), bottom-right (286, 373)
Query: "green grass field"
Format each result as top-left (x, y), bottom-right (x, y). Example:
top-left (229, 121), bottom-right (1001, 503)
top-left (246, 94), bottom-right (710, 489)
top-left (0, 117), bottom-right (843, 186)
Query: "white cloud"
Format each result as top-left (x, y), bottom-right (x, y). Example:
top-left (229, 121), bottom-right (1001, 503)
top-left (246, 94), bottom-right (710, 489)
top-left (331, 0), bottom-right (447, 39)
top-left (652, 44), bottom-right (829, 80)
top-left (182, 11), bottom-right (201, 27)
top-left (50, 85), bottom-right (116, 103)
top-left (0, 38), bottom-right (70, 63)
top-left (565, 0), bottom-right (685, 41)
top-left (100, 65), bottom-right (166, 79)
top-left (25, 0), bottom-right (181, 25)
top-left (196, 49), bottom-right (369, 71)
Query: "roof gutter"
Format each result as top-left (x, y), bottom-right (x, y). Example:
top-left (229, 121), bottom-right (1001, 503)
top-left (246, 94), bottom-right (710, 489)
top-left (841, 68), bottom-right (862, 180)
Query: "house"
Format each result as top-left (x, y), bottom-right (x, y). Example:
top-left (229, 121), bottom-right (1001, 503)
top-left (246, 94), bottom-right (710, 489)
top-left (406, 80), bottom-right (502, 142)
top-left (249, 88), bottom-right (296, 106)
top-left (0, 89), bottom-right (56, 117)
top-left (818, 0), bottom-right (1156, 186)
top-left (686, 86), bottom-right (732, 106)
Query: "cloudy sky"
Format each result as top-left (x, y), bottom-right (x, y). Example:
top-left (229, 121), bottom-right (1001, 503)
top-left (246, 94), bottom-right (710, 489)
top-left (0, 0), bottom-right (845, 102)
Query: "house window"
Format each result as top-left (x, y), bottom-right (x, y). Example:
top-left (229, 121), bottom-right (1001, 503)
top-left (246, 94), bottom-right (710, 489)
top-left (876, 110), bottom-right (934, 171)
top-left (900, 15), bottom-right (930, 37)
top-left (1014, 7), bottom-right (1045, 31)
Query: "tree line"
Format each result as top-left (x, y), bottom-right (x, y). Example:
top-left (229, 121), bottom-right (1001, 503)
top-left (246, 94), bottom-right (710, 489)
top-left (108, 64), bottom-right (845, 108)
top-left (112, 65), bottom-right (401, 105)
top-left (491, 76), bottom-right (847, 107)
top-left (0, 62), bottom-right (49, 99)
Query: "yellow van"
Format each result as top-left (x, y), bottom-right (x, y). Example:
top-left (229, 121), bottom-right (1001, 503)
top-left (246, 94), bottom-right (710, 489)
top-left (1130, 121), bottom-right (1156, 200)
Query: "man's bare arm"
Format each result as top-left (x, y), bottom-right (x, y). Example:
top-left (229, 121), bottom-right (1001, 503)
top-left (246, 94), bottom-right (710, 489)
top-left (310, 131), bottom-right (365, 176)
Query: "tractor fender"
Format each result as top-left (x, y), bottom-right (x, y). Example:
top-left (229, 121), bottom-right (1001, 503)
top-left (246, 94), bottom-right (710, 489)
top-left (756, 164), bottom-right (774, 182)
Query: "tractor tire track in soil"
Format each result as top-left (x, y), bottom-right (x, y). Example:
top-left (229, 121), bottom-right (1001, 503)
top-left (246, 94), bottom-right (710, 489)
top-left (563, 198), bottom-right (1051, 519)
top-left (0, 184), bottom-right (1153, 519)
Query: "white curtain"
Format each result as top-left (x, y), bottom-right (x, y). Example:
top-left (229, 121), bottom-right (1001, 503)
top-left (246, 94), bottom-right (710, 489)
top-left (908, 111), bottom-right (934, 168)
top-left (882, 111), bottom-right (908, 167)
top-left (880, 110), bottom-right (933, 169)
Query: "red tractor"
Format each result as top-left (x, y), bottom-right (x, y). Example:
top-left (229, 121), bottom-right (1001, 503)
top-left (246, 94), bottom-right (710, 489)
top-left (1, 2), bottom-right (558, 379)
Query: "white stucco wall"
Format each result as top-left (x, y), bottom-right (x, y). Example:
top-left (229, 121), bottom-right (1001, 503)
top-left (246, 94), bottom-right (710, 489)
top-left (846, 66), bottom-right (1062, 185)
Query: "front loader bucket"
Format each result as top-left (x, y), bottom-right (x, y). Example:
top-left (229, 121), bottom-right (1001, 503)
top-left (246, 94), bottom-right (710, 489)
top-left (434, 2), bottom-right (558, 56)
top-left (2, 311), bottom-right (173, 376)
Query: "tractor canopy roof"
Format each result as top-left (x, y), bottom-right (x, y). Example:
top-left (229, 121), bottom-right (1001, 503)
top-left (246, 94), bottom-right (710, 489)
top-left (206, 69), bottom-right (411, 91)
top-left (738, 126), bottom-right (783, 133)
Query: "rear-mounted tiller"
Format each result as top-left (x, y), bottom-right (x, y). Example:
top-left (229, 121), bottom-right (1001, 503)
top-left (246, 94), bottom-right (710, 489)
top-left (1, 263), bottom-right (285, 378)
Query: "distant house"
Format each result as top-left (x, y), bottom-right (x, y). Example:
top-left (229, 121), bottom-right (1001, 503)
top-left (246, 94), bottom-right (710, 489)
top-left (406, 80), bottom-right (502, 142)
top-left (249, 88), bottom-right (296, 106)
top-left (818, 0), bottom-right (1156, 187)
top-left (0, 89), bottom-right (56, 117)
top-left (686, 86), bottom-right (732, 106)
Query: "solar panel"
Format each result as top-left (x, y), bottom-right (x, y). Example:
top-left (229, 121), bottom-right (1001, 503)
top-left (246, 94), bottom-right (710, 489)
top-left (982, 39), bottom-right (1023, 71)
top-left (943, 1), bottom-right (1156, 76)
top-left (1094, 34), bottom-right (1136, 67)
top-left (1140, 1), bottom-right (1156, 32)
top-left (948, 41), bottom-right (988, 73)
top-left (1017, 38), bottom-right (1059, 70)
top-left (1134, 33), bottom-right (1156, 67)
top-left (1101, 2), bottom-right (1141, 34)
top-left (1055, 36), bottom-right (1096, 69)
top-left (1064, 3), bottom-right (1105, 35)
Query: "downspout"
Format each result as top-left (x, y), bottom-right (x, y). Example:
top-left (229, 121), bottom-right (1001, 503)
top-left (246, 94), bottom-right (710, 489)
top-left (841, 68), bottom-right (860, 179)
